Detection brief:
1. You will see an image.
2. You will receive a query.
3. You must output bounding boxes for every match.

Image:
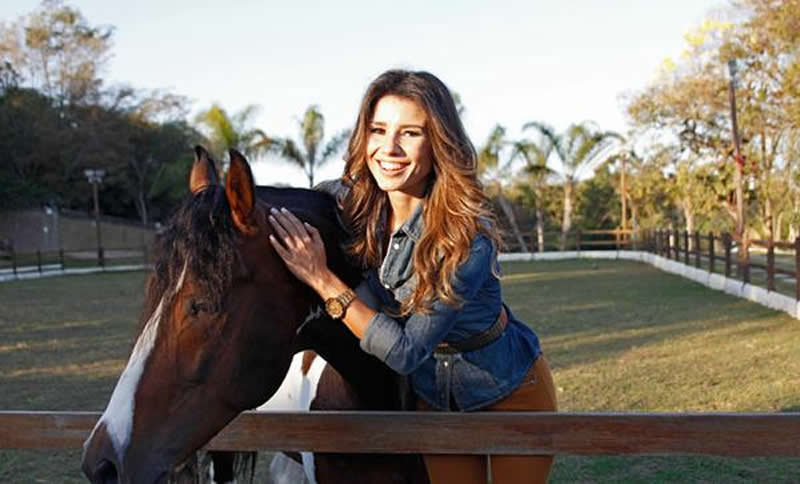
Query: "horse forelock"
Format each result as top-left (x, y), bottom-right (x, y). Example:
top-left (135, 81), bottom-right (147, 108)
top-left (139, 187), bottom-right (239, 336)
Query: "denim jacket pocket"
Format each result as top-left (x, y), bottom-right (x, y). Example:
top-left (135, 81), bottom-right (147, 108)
top-left (453, 354), bottom-right (500, 391)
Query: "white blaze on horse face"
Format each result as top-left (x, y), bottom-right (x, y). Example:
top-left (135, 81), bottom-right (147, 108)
top-left (87, 263), bottom-right (188, 461)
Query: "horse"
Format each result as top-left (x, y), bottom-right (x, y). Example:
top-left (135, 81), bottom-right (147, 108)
top-left (81, 146), bottom-right (429, 484)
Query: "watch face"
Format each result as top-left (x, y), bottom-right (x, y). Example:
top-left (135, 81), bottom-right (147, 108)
top-left (326, 299), bottom-right (344, 318)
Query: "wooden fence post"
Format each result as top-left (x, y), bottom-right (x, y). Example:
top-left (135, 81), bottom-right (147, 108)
top-left (767, 239), bottom-right (775, 292)
top-left (709, 232), bottom-right (715, 274)
top-left (684, 231), bottom-right (690, 265)
top-left (724, 233), bottom-right (732, 278)
top-left (36, 250), bottom-right (42, 274)
top-left (674, 229), bottom-right (680, 260)
top-left (59, 249), bottom-right (65, 272)
top-left (743, 240), bottom-right (750, 284)
top-left (795, 237), bottom-right (800, 301)
top-left (694, 231), bottom-right (701, 268)
top-left (11, 249), bottom-right (17, 278)
top-left (576, 230), bottom-right (582, 254)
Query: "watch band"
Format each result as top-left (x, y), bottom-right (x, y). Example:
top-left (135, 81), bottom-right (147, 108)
top-left (336, 288), bottom-right (356, 311)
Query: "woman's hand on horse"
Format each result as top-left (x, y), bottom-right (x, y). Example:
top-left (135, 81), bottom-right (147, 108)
top-left (268, 207), bottom-right (331, 292)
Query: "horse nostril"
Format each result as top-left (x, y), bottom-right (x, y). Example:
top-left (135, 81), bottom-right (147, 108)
top-left (95, 459), bottom-right (119, 484)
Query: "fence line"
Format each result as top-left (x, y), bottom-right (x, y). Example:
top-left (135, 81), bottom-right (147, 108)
top-left (0, 245), bottom-right (151, 282)
top-left (501, 229), bottom-right (799, 302)
top-left (652, 229), bottom-right (800, 301)
top-left (4, 229), bottom-right (799, 303)
top-left (2, 410), bottom-right (799, 457)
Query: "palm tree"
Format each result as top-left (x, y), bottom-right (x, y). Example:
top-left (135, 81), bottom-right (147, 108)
top-left (522, 121), bottom-right (621, 250)
top-left (274, 105), bottom-right (350, 188)
top-left (478, 125), bottom-right (529, 252)
top-left (510, 134), bottom-right (555, 252)
top-left (194, 103), bottom-right (273, 168)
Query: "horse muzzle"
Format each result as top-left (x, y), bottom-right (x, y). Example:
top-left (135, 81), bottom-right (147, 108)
top-left (82, 421), bottom-right (169, 484)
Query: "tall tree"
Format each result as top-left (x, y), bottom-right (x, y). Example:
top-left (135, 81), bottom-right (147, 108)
top-left (0, 0), bottom-right (113, 106)
top-left (194, 103), bottom-right (273, 168)
top-left (522, 121), bottom-right (620, 250)
top-left (477, 125), bottom-right (529, 252)
top-left (510, 133), bottom-right (554, 252)
top-left (274, 105), bottom-right (350, 187)
top-left (614, 147), bottom-right (673, 232)
top-left (627, 4), bottom-right (800, 272)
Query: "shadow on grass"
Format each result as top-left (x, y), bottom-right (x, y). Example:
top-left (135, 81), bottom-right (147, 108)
top-left (501, 259), bottom-right (791, 371)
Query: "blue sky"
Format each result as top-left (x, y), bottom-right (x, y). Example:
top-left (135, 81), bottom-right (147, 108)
top-left (1, 0), bottom-right (723, 186)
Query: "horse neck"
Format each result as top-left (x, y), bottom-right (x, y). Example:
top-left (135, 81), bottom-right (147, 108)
top-left (251, 186), bottom-right (399, 406)
top-left (295, 313), bottom-right (401, 410)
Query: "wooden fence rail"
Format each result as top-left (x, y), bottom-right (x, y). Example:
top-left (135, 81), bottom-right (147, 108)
top-left (2, 411), bottom-right (799, 457)
top-left (652, 229), bottom-right (800, 300)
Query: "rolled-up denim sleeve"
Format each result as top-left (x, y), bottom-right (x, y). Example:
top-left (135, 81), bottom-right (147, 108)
top-left (359, 235), bottom-right (494, 375)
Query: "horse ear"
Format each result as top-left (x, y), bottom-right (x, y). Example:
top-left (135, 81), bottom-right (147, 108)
top-left (189, 145), bottom-right (219, 194)
top-left (225, 149), bottom-right (258, 235)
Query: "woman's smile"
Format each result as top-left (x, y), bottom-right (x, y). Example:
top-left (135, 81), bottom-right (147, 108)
top-left (377, 159), bottom-right (409, 173)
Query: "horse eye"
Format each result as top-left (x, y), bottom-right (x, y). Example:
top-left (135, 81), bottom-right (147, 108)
top-left (187, 300), bottom-right (206, 317)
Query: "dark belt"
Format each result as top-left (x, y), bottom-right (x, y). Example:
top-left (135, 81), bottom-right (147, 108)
top-left (435, 306), bottom-right (508, 354)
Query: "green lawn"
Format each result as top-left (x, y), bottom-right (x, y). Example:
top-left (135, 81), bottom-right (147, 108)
top-left (1, 260), bottom-right (798, 482)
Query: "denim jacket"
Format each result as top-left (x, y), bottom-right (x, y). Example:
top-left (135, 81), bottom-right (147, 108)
top-left (316, 180), bottom-right (542, 411)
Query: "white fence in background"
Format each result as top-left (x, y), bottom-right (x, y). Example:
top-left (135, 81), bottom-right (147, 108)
top-left (498, 250), bottom-right (800, 320)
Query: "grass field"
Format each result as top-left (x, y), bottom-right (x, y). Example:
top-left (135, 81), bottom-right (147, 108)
top-left (1, 260), bottom-right (799, 482)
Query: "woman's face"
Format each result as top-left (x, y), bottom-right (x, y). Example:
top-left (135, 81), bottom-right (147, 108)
top-left (366, 95), bottom-right (433, 199)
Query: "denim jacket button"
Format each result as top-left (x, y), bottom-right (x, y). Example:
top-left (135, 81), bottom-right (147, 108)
top-left (393, 243), bottom-right (400, 250)
top-left (443, 361), bottom-right (449, 367)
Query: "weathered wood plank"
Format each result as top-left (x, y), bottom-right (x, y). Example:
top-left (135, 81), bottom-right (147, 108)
top-left (1, 411), bottom-right (799, 457)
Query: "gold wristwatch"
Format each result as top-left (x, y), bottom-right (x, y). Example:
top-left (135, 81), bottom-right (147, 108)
top-left (325, 288), bottom-right (356, 319)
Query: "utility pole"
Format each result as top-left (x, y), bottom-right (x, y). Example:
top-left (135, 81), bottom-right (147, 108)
top-left (728, 59), bottom-right (747, 279)
top-left (84, 169), bottom-right (106, 267)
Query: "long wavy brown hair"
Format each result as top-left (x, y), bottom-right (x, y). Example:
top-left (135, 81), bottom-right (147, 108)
top-left (340, 69), bottom-right (501, 315)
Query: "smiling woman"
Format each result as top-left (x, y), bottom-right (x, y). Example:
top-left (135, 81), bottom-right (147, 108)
top-left (267, 69), bottom-right (558, 484)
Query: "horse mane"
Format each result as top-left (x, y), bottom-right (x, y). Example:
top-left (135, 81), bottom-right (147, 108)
top-left (140, 185), bottom-right (360, 334)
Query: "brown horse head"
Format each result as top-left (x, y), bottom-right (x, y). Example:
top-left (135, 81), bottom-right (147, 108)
top-left (81, 147), bottom-right (347, 483)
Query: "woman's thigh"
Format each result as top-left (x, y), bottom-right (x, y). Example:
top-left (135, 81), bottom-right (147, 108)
top-left (423, 357), bottom-right (558, 484)
top-left (488, 356), bottom-right (557, 484)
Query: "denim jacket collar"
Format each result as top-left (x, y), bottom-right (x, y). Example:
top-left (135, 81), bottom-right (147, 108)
top-left (378, 198), bottom-right (425, 244)
top-left (399, 202), bottom-right (424, 242)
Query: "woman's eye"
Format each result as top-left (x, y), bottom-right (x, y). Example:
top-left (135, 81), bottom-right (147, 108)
top-left (402, 130), bottom-right (422, 137)
top-left (369, 126), bottom-right (385, 135)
